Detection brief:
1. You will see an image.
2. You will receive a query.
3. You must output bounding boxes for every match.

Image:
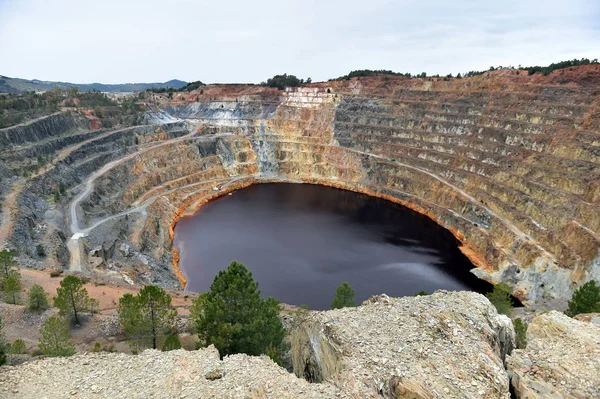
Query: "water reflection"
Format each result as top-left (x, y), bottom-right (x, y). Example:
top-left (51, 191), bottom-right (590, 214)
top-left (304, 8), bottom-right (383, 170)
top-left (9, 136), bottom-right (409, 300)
top-left (174, 183), bottom-right (490, 309)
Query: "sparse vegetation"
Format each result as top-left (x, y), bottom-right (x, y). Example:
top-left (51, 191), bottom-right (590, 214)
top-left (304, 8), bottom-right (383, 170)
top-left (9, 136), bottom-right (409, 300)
top-left (525, 58), bottom-right (598, 76)
top-left (332, 69), bottom-right (411, 81)
top-left (192, 261), bottom-right (285, 360)
top-left (331, 281), bottom-right (355, 309)
top-left (261, 74), bottom-right (307, 90)
top-left (566, 280), bottom-right (600, 317)
top-left (117, 285), bottom-right (177, 350)
top-left (485, 282), bottom-right (513, 316)
top-left (38, 316), bottom-right (75, 357)
top-left (53, 275), bottom-right (94, 325)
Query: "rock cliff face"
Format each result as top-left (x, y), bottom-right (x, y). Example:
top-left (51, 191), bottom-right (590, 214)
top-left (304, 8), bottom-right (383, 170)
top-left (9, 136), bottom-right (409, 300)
top-left (291, 291), bottom-right (514, 398)
top-left (1, 66), bottom-right (599, 307)
top-left (506, 310), bottom-right (600, 398)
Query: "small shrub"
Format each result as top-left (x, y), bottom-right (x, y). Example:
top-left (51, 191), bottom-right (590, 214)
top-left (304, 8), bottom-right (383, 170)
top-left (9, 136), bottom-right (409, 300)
top-left (513, 318), bottom-right (528, 349)
top-left (36, 244), bottom-right (45, 257)
top-left (566, 280), bottom-right (600, 317)
top-left (331, 281), bottom-right (355, 309)
top-left (416, 290), bottom-right (427, 296)
top-left (485, 282), bottom-right (513, 316)
top-left (162, 335), bottom-right (181, 351)
top-left (92, 342), bottom-right (101, 352)
top-left (28, 284), bottom-right (50, 311)
top-left (9, 339), bottom-right (27, 354)
top-left (265, 343), bottom-right (281, 366)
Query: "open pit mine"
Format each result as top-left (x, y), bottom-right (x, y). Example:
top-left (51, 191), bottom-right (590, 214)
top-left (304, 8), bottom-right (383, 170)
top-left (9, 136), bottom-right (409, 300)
top-left (1, 67), bottom-right (599, 307)
top-left (1, 66), bottom-right (600, 398)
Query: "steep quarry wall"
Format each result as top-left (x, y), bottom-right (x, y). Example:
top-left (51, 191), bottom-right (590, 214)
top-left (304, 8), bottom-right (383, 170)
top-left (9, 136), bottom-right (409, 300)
top-left (1, 67), bottom-right (599, 307)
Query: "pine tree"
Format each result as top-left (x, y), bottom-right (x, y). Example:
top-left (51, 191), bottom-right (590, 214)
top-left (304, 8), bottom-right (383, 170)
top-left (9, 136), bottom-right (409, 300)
top-left (485, 282), bottom-right (513, 316)
top-left (566, 280), bottom-right (600, 317)
top-left (192, 261), bottom-right (285, 358)
top-left (0, 250), bottom-right (17, 290)
top-left (38, 317), bottom-right (75, 357)
top-left (9, 339), bottom-right (27, 354)
top-left (331, 281), bottom-right (355, 309)
top-left (54, 275), bottom-right (93, 325)
top-left (513, 318), bottom-right (528, 349)
top-left (28, 284), bottom-right (50, 310)
top-left (118, 285), bottom-right (177, 350)
top-left (4, 273), bottom-right (21, 304)
top-left (0, 250), bottom-right (16, 279)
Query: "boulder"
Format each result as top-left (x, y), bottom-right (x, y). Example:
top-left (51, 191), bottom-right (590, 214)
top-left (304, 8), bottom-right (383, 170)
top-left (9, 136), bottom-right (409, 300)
top-left (291, 291), bottom-right (515, 398)
top-left (506, 310), bottom-right (600, 398)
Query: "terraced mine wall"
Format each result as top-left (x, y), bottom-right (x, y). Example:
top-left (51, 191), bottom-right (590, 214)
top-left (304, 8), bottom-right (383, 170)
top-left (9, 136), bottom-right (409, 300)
top-left (1, 67), bottom-right (599, 307)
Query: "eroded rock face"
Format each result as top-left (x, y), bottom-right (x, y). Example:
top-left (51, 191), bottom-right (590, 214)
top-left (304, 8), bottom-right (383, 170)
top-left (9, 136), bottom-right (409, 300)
top-left (506, 310), bottom-right (600, 398)
top-left (291, 291), bottom-right (515, 398)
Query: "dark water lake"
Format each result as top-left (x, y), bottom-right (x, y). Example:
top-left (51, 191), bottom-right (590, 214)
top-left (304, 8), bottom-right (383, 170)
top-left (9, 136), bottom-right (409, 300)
top-left (174, 183), bottom-right (490, 309)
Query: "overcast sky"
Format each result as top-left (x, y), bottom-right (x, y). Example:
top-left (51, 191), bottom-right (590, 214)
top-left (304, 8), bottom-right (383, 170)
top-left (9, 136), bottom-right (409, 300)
top-left (0, 0), bottom-right (598, 84)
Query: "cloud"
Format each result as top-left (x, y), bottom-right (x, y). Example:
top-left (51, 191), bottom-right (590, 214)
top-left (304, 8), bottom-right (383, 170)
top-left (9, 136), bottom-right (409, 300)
top-left (0, 0), bottom-right (598, 83)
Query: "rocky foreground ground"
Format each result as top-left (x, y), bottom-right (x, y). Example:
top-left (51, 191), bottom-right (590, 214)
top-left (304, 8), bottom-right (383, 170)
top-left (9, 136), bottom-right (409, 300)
top-left (1, 291), bottom-right (599, 398)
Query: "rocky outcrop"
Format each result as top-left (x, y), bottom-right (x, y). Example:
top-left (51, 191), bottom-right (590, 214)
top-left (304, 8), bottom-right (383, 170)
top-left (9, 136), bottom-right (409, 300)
top-left (506, 310), bottom-right (600, 398)
top-left (0, 347), bottom-right (340, 399)
top-left (292, 291), bottom-right (514, 398)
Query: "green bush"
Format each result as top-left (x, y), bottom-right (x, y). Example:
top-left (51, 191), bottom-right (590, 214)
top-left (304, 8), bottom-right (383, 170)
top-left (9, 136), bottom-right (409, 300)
top-left (566, 280), bottom-right (600, 317)
top-left (485, 282), bottom-right (513, 316)
top-left (162, 335), bottom-right (181, 351)
top-left (9, 339), bottom-right (27, 354)
top-left (513, 318), bottom-right (528, 349)
top-left (331, 281), bottom-right (355, 309)
top-left (28, 284), bottom-right (50, 311)
top-left (192, 261), bottom-right (285, 359)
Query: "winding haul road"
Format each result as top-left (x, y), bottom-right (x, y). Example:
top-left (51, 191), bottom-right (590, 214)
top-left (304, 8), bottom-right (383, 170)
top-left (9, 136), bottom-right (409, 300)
top-left (65, 121), bottom-right (250, 272)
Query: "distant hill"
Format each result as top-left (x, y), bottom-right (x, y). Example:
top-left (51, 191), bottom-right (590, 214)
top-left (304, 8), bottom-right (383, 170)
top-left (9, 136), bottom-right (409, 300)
top-left (0, 75), bottom-right (187, 93)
